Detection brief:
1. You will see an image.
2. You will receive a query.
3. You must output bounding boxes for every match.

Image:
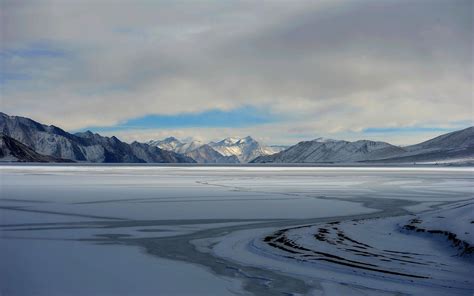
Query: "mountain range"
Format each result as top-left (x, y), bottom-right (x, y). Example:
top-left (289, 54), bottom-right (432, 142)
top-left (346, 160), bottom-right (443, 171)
top-left (252, 128), bottom-right (474, 164)
top-left (0, 112), bottom-right (194, 163)
top-left (148, 136), bottom-right (283, 163)
top-left (0, 112), bottom-right (472, 165)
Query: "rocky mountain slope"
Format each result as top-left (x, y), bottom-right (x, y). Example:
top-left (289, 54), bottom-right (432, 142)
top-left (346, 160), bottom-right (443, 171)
top-left (0, 113), bottom-right (194, 163)
top-left (372, 127), bottom-right (474, 163)
top-left (0, 133), bottom-right (73, 162)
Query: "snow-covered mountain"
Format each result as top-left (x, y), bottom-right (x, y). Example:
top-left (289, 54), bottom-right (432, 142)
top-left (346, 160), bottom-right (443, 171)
top-left (0, 133), bottom-right (73, 162)
top-left (148, 137), bottom-right (205, 154)
top-left (252, 128), bottom-right (474, 164)
top-left (209, 136), bottom-right (277, 163)
top-left (148, 135), bottom-right (276, 163)
top-left (252, 138), bottom-right (406, 163)
top-left (0, 112), bottom-right (195, 163)
top-left (185, 144), bottom-right (239, 164)
top-left (148, 137), bottom-right (182, 152)
top-left (147, 137), bottom-right (238, 163)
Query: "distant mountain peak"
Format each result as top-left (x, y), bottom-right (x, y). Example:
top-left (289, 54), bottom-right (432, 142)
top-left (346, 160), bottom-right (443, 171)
top-left (239, 136), bottom-right (257, 143)
top-left (147, 135), bottom-right (277, 163)
top-left (210, 136), bottom-right (276, 162)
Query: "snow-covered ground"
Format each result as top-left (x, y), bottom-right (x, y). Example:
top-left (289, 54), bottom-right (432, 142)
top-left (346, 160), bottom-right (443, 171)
top-left (0, 165), bottom-right (473, 295)
top-left (203, 201), bottom-right (473, 295)
top-left (401, 201), bottom-right (473, 254)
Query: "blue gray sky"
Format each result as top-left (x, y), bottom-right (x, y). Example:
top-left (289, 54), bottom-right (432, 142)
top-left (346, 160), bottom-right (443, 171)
top-left (1, 0), bottom-right (472, 145)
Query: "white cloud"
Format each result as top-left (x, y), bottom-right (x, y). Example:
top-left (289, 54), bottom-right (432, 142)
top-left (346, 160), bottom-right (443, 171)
top-left (1, 0), bottom-right (472, 143)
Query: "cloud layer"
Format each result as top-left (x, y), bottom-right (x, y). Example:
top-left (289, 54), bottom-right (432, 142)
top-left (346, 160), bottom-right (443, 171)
top-left (1, 0), bottom-right (472, 144)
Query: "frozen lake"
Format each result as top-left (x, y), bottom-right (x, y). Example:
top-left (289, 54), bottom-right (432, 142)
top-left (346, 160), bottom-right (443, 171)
top-left (1, 166), bottom-right (473, 295)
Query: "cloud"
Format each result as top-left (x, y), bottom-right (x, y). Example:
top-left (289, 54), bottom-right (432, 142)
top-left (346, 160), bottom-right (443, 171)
top-left (1, 0), bottom-right (472, 143)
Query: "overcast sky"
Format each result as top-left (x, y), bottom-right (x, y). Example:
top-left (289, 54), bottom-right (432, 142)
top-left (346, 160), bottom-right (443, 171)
top-left (1, 0), bottom-right (472, 145)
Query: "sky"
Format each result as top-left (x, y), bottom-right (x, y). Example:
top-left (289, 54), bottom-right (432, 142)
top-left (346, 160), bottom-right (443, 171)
top-left (1, 0), bottom-right (472, 145)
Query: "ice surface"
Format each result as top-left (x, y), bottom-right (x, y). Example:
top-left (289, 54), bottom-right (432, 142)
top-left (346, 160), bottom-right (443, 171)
top-left (1, 165), bottom-right (473, 295)
top-left (0, 238), bottom-right (242, 296)
top-left (1, 166), bottom-right (380, 220)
